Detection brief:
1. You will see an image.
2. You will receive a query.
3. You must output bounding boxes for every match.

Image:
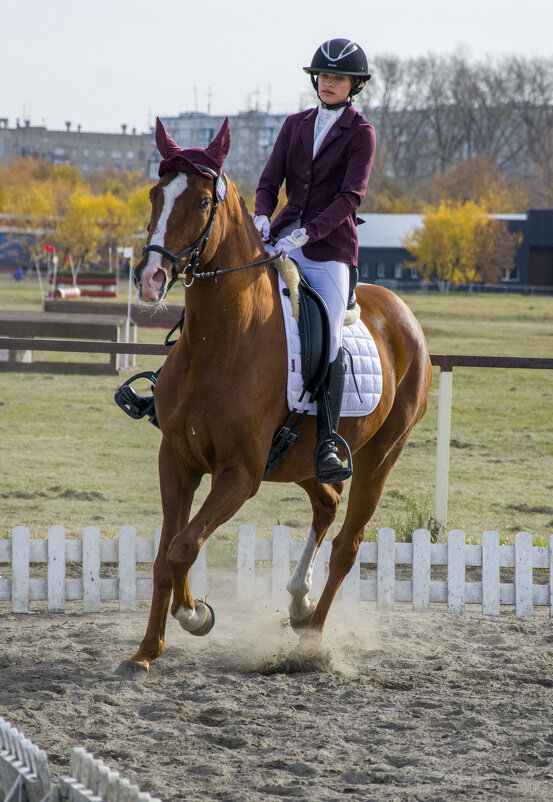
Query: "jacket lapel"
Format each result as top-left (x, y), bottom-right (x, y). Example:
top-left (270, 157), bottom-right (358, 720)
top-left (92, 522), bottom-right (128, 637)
top-left (300, 108), bottom-right (317, 165)
top-left (313, 104), bottom-right (355, 161)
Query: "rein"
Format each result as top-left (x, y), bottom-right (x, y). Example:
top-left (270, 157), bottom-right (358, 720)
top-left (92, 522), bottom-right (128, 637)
top-left (177, 252), bottom-right (276, 284)
top-left (140, 163), bottom-right (276, 289)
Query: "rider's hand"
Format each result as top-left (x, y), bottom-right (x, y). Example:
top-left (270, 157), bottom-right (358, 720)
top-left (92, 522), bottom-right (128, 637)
top-left (254, 214), bottom-right (271, 241)
top-left (274, 228), bottom-right (309, 260)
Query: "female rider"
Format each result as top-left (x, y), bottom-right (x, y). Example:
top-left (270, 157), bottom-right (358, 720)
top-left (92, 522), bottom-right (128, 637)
top-left (254, 38), bottom-right (375, 483)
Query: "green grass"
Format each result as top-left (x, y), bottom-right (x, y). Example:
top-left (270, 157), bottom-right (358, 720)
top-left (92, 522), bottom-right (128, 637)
top-left (1, 277), bottom-right (552, 547)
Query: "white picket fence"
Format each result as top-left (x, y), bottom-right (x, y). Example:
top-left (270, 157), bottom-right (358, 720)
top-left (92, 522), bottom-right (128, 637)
top-left (0, 717), bottom-right (161, 801)
top-left (1, 524), bottom-right (552, 618)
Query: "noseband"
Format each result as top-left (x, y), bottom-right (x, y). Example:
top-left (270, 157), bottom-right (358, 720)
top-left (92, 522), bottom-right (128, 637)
top-left (138, 164), bottom-right (227, 289)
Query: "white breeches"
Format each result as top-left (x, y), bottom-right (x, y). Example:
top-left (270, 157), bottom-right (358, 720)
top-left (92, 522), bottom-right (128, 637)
top-left (290, 249), bottom-right (350, 363)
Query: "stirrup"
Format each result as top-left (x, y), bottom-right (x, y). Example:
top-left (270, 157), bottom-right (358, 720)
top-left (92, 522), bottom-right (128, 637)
top-left (114, 371), bottom-right (160, 428)
top-left (314, 433), bottom-right (352, 483)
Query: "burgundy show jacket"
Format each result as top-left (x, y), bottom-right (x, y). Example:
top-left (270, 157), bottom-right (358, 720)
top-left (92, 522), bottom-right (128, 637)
top-left (255, 104), bottom-right (375, 268)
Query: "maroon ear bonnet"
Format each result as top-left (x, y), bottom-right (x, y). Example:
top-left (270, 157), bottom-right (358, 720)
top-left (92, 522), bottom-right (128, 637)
top-left (156, 117), bottom-right (230, 178)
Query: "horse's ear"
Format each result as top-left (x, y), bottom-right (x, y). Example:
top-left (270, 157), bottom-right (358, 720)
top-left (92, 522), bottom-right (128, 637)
top-left (155, 117), bottom-right (181, 159)
top-left (204, 118), bottom-right (231, 170)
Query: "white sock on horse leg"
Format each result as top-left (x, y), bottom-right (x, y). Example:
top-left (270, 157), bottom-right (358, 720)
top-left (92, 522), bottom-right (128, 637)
top-left (287, 527), bottom-right (319, 622)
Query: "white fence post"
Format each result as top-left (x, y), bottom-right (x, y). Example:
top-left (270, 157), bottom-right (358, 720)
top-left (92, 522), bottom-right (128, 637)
top-left (272, 525), bottom-right (290, 602)
top-left (412, 528), bottom-right (431, 612)
top-left (377, 528), bottom-right (395, 611)
top-left (342, 549), bottom-right (360, 607)
top-left (0, 717), bottom-right (52, 801)
top-left (189, 544), bottom-right (207, 599)
top-left (448, 530), bottom-right (466, 614)
top-left (482, 530), bottom-right (500, 616)
top-left (311, 539), bottom-right (328, 598)
top-left (515, 531), bottom-right (533, 618)
top-left (550, 534), bottom-right (553, 619)
top-left (237, 524), bottom-right (256, 602)
top-left (59, 746), bottom-right (162, 802)
top-left (11, 526), bottom-right (30, 614)
top-left (118, 526), bottom-right (136, 611)
top-left (82, 526), bottom-right (101, 613)
top-left (47, 525), bottom-right (66, 613)
top-left (433, 368), bottom-right (453, 537)
top-left (154, 525), bottom-right (162, 558)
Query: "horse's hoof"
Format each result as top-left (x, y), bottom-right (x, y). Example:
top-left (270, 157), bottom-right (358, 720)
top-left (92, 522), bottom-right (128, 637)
top-left (114, 659), bottom-right (149, 682)
top-left (189, 600), bottom-right (215, 636)
top-left (289, 599), bottom-right (316, 633)
top-left (290, 610), bottom-right (315, 633)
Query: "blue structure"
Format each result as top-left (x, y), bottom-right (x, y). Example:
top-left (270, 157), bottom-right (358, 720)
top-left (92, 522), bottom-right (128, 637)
top-left (0, 232), bottom-right (27, 270)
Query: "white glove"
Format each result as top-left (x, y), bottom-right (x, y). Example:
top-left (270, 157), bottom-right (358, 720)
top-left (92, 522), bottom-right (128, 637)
top-left (274, 228), bottom-right (309, 260)
top-left (254, 214), bottom-right (271, 240)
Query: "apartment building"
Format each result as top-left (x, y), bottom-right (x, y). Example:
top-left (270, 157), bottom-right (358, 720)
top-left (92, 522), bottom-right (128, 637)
top-left (0, 118), bottom-right (155, 175)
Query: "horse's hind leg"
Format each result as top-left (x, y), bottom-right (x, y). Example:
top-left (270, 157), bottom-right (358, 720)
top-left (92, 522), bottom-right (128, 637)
top-left (303, 422), bottom-right (414, 640)
top-left (287, 478), bottom-right (343, 630)
top-left (116, 440), bottom-right (200, 679)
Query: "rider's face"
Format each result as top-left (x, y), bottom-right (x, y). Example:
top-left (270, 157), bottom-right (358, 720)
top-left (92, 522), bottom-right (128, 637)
top-left (317, 72), bottom-right (352, 106)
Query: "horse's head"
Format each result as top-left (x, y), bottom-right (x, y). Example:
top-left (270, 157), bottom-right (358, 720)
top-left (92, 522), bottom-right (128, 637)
top-left (135, 118), bottom-right (230, 305)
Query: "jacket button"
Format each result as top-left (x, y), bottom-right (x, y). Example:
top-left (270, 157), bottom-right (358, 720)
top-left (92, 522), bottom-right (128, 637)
top-left (304, 183), bottom-right (309, 189)
top-left (306, 169), bottom-right (311, 175)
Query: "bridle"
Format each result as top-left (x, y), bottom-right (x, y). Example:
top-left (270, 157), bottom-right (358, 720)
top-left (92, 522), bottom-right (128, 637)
top-left (138, 165), bottom-right (277, 291)
top-left (138, 164), bottom-right (225, 289)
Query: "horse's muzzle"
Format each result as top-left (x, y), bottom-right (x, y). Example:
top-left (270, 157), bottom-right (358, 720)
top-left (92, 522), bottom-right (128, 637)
top-left (139, 265), bottom-right (168, 303)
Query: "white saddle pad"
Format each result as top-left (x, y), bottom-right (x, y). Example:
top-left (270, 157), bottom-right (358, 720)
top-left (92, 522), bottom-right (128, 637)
top-left (277, 272), bottom-right (383, 417)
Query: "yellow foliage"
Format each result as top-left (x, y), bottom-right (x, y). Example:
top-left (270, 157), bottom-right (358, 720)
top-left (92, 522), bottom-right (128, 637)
top-left (0, 157), bottom-right (151, 268)
top-left (403, 201), bottom-right (520, 287)
top-left (127, 186), bottom-right (151, 235)
top-left (54, 190), bottom-right (102, 261)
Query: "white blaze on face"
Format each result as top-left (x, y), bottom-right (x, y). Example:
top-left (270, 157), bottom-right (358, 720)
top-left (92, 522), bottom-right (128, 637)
top-left (140, 173), bottom-right (189, 301)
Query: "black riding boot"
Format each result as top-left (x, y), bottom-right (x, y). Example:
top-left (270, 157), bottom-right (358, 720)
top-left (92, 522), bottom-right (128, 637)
top-left (315, 348), bottom-right (352, 483)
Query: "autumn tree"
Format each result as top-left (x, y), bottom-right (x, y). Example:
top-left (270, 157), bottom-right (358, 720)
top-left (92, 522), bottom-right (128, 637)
top-left (430, 156), bottom-right (529, 211)
top-left (357, 52), bottom-right (553, 207)
top-left (53, 190), bottom-right (102, 265)
top-left (403, 201), bottom-right (521, 289)
top-left (0, 158), bottom-right (150, 270)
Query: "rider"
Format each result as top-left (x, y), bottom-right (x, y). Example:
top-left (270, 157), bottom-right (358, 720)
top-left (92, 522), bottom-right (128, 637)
top-left (254, 38), bottom-right (375, 482)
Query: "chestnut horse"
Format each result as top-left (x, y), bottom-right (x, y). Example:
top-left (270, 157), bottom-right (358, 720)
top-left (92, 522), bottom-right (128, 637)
top-left (117, 121), bottom-right (432, 679)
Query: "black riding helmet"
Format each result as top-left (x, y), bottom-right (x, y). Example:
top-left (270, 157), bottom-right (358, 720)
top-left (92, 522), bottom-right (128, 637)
top-left (304, 38), bottom-right (371, 109)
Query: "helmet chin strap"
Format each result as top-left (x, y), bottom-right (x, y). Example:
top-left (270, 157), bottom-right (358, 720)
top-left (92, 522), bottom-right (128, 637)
top-left (318, 95), bottom-right (352, 111)
top-left (310, 75), bottom-right (355, 111)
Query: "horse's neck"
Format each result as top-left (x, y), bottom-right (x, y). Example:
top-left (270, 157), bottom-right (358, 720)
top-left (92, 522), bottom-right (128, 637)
top-left (183, 205), bottom-right (278, 358)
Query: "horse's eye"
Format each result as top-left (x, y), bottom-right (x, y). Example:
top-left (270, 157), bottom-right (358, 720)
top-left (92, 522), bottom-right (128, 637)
top-left (200, 197), bottom-right (211, 210)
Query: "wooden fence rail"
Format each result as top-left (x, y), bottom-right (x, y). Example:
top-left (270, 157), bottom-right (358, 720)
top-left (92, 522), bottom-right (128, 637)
top-left (1, 525), bottom-right (552, 618)
top-left (2, 341), bottom-right (553, 534)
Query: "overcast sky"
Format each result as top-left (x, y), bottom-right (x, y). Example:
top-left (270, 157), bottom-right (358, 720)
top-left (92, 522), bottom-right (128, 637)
top-left (3, 0), bottom-right (551, 134)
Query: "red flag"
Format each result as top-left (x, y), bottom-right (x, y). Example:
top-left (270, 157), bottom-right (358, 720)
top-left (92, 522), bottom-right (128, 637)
top-left (44, 244), bottom-right (54, 253)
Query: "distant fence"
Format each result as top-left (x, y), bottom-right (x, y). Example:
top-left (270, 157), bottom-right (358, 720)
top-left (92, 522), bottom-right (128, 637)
top-left (1, 524), bottom-right (552, 619)
top-left (0, 716), bottom-right (161, 802)
top-left (2, 340), bottom-right (553, 534)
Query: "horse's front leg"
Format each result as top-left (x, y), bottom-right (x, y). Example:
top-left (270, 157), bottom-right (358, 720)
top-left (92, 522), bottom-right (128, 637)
top-left (167, 463), bottom-right (258, 632)
top-left (116, 441), bottom-right (200, 679)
